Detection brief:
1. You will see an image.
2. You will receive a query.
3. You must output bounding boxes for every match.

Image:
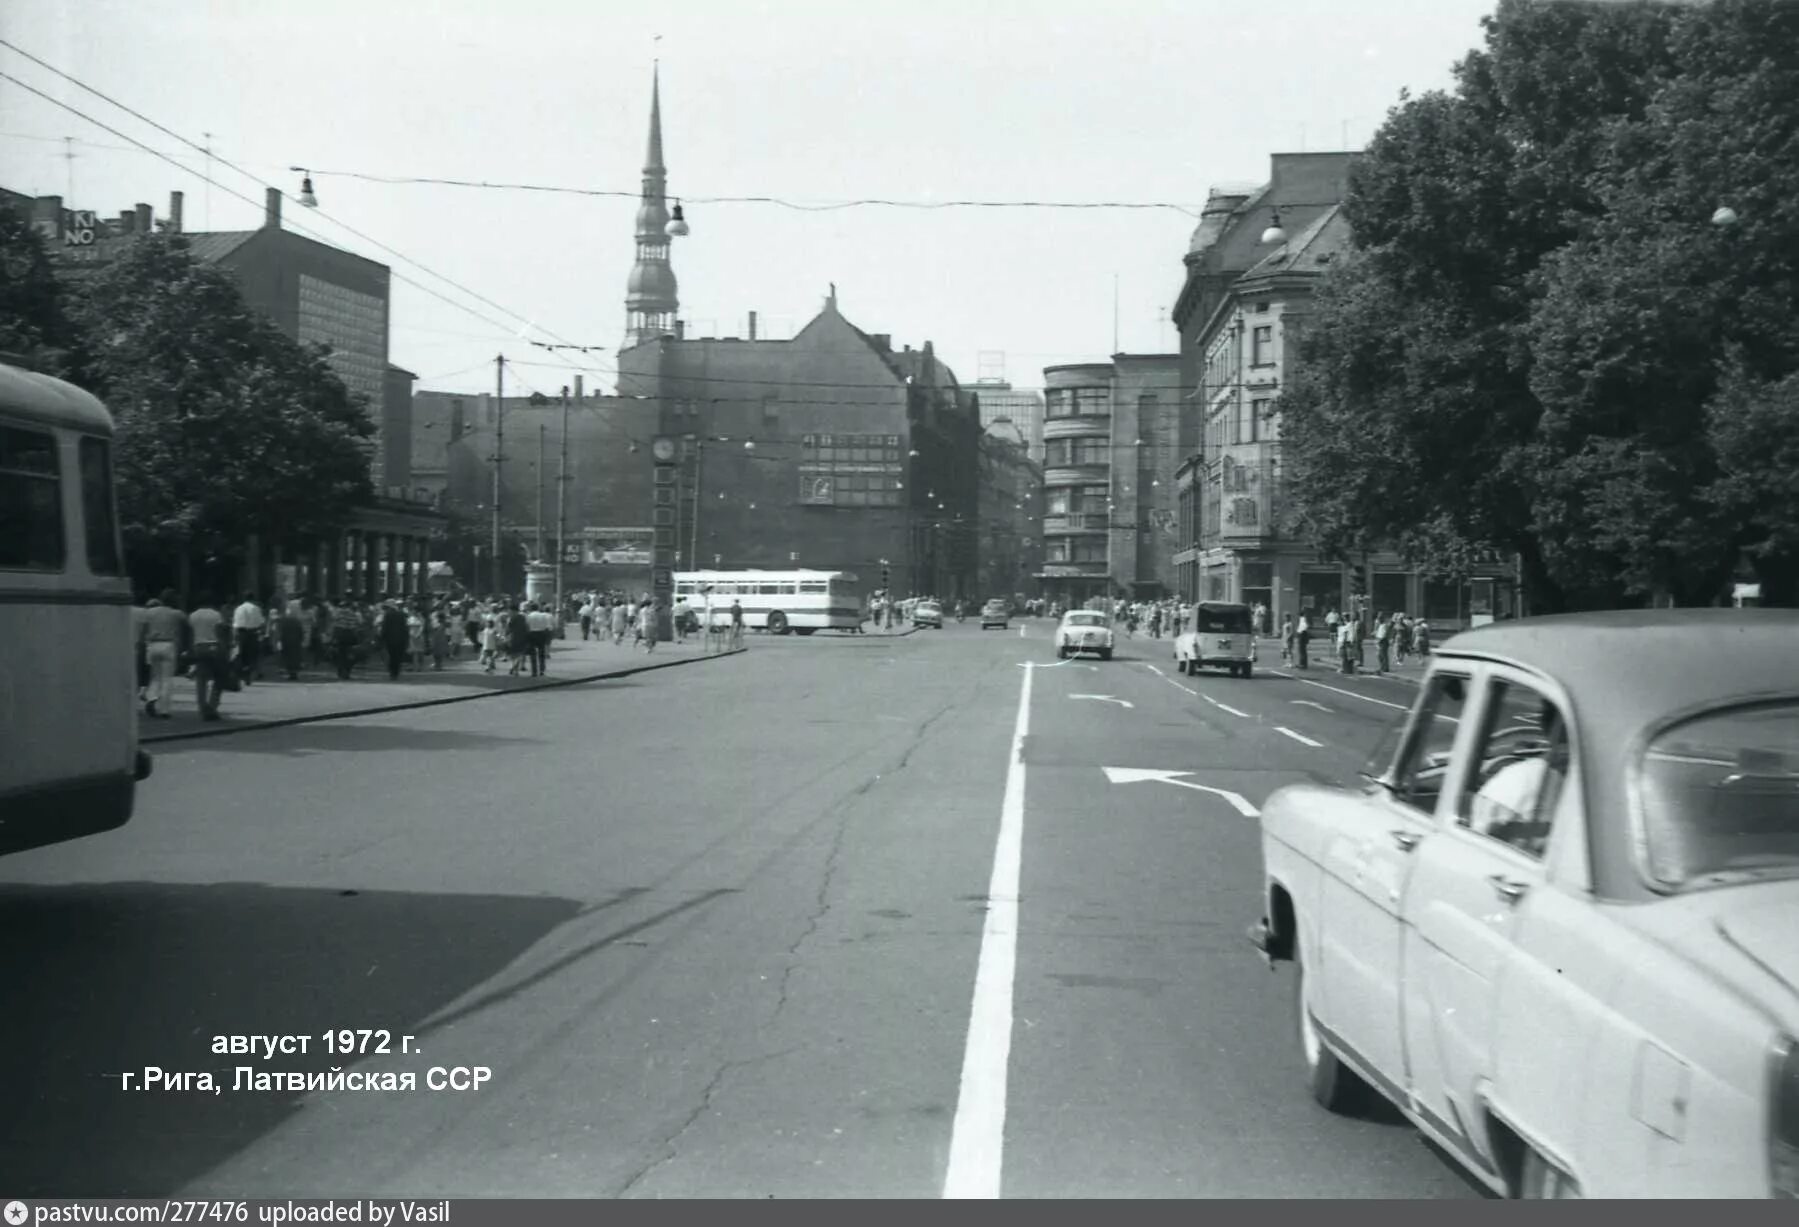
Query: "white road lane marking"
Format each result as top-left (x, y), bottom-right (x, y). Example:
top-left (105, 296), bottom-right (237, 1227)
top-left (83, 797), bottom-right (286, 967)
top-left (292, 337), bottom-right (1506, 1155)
top-left (1101, 766), bottom-right (1259, 816)
top-left (944, 659), bottom-right (1033, 1198)
top-left (1290, 699), bottom-right (1331, 712)
top-left (1275, 726), bottom-right (1324, 747)
top-left (1295, 677), bottom-right (1410, 712)
top-left (1213, 702), bottom-right (1251, 718)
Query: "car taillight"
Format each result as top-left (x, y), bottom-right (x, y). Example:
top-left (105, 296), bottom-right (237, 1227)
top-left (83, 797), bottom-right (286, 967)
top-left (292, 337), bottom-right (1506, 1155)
top-left (1774, 1036), bottom-right (1799, 1198)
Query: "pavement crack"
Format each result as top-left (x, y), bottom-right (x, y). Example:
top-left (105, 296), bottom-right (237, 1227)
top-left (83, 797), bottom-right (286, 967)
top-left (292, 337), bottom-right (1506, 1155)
top-left (614, 1044), bottom-right (803, 1197)
top-left (772, 695), bottom-right (962, 1018)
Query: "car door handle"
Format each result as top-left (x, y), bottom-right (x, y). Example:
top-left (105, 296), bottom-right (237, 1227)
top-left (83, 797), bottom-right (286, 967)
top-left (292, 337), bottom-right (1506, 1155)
top-left (1488, 874), bottom-right (1528, 905)
top-left (1389, 829), bottom-right (1421, 852)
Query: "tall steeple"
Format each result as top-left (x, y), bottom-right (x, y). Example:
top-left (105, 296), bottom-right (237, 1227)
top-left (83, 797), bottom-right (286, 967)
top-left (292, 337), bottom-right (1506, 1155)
top-left (623, 62), bottom-right (679, 350)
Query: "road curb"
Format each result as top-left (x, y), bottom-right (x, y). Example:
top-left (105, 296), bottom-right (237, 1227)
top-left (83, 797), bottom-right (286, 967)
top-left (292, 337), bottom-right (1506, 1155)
top-left (139, 647), bottom-right (746, 745)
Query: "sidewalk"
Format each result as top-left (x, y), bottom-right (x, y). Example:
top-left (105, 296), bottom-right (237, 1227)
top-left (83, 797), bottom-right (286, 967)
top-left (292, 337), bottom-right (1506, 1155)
top-left (137, 624), bottom-right (737, 743)
top-left (1267, 638), bottom-right (1431, 684)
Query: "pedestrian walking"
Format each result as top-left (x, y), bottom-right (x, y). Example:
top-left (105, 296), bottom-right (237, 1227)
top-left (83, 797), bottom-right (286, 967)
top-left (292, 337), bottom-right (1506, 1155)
top-left (1375, 611), bottom-right (1392, 673)
top-left (188, 594), bottom-right (230, 721)
top-left (525, 601), bottom-right (553, 675)
top-left (140, 590), bottom-right (187, 719)
top-left (1295, 611), bottom-right (1312, 670)
top-left (730, 598), bottom-right (745, 648)
top-left (379, 601), bottom-right (410, 680)
top-left (611, 599), bottom-right (631, 645)
top-left (1280, 613), bottom-right (1296, 666)
top-left (277, 595), bottom-right (306, 680)
top-left (232, 592), bottom-right (266, 684)
top-left (637, 598), bottom-right (658, 653)
top-left (505, 602), bottom-right (530, 675)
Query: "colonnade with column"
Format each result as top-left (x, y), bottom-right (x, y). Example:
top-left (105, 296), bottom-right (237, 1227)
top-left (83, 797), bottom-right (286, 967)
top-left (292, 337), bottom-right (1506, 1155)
top-left (262, 529), bottom-right (436, 601)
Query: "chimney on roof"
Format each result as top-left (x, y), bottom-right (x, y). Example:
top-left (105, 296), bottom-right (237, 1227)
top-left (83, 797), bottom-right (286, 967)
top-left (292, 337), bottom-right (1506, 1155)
top-left (136, 203), bottom-right (152, 234)
top-left (748, 311), bottom-right (757, 341)
top-left (168, 191), bottom-right (183, 233)
top-left (265, 186), bottom-right (281, 230)
top-left (118, 210), bottom-right (134, 233)
top-left (674, 319), bottom-right (685, 340)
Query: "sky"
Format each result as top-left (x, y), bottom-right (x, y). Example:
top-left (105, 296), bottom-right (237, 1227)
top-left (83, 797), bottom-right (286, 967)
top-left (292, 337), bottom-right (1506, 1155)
top-left (2, 0), bottom-right (1499, 397)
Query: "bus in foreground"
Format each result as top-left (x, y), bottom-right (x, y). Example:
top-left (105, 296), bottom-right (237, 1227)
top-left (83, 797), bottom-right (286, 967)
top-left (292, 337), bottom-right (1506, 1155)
top-left (673, 569), bottom-right (863, 635)
top-left (0, 360), bottom-right (150, 856)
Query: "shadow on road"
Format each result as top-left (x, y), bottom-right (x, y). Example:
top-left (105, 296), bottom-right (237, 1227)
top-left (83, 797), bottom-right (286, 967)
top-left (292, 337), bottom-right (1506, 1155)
top-left (0, 881), bottom-right (584, 1196)
top-left (158, 724), bottom-right (552, 757)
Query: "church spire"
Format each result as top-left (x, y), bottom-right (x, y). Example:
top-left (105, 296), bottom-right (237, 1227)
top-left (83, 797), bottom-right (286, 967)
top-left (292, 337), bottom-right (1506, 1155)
top-left (623, 61), bottom-right (679, 351)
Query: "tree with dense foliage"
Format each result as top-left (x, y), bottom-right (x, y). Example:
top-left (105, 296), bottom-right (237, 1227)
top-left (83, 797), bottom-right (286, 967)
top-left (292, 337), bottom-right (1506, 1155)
top-left (0, 204), bottom-right (82, 376)
top-left (1279, 0), bottom-right (1799, 608)
top-left (67, 232), bottom-right (374, 569)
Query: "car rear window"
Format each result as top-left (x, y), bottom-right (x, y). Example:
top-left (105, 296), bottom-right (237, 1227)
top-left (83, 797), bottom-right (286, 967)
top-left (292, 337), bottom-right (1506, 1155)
top-left (1637, 701), bottom-right (1799, 889)
top-left (1195, 606), bottom-right (1252, 634)
top-left (1066, 613), bottom-right (1107, 626)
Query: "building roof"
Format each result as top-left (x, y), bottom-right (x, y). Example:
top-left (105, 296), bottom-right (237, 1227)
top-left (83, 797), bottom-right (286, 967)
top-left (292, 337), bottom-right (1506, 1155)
top-left (1238, 204), bottom-right (1350, 281)
top-left (179, 230), bottom-right (259, 264)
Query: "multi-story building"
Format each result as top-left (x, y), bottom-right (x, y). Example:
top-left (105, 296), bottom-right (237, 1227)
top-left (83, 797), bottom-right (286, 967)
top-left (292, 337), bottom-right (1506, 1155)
top-left (1036, 355), bottom-right (1181, 607)
top-left (429, 385), bottom-right (664, 593)
top-left (976, 420), bottom-right (1044, 602)
top-left (973, 379), bottom-right (1046, 464)
top-left (616, 292), bottom-right (981, 599)
top-left (2, 183), bottom-right (441, 600)
top-left (1174, 180), bottom-right (1518, 631)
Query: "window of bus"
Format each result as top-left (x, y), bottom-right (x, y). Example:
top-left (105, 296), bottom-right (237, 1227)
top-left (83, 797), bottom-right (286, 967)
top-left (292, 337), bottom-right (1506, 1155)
top-left (79, 436), bottom-right (123, 575)
top-left (0, 424), bottom-right (65, 570)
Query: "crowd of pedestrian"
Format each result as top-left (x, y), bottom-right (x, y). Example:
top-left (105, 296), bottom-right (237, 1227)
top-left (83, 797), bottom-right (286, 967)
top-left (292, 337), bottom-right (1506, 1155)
top-left (1277, 607), bottom-right (1433, 674)
top-left (132, 587), bottom-right (701, 721)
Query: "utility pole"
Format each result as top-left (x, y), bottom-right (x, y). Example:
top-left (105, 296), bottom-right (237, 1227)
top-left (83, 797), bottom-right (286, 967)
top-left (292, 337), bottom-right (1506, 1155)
top-left (689, 439), bottom-right (703, 572)
top-left (536, 423), bottom-right (547, 561)
top-left (557, 377), bottom-right (576, 619)
top-left (492, 354), bottom-right (504, 594)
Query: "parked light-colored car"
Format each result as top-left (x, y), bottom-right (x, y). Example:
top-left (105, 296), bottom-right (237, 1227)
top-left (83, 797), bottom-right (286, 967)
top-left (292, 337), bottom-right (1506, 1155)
top-left (1056, 610), bottom-right (1114, 660)
top-left (1250, 610), bottom-right (1799, 1198)
top-left (981, 599), bottom-right (1011, 629)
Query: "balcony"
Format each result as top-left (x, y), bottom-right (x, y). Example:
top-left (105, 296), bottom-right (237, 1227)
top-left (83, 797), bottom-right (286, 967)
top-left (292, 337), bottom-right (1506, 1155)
top-left (1043, 416), bottom-right (1112, 442)
top-left (1035, 561), bottom-right (1109, 579)
top-left (1042, 512), bottom-right (1109, 535)
top-left (1042, 464), bottom-right (1111, 486)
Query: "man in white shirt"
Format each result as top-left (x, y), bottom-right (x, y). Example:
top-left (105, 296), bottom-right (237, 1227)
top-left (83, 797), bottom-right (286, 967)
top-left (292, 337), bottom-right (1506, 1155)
top-left (232, 593), bottom-right (266, 684)
top-left (524, 602), bottom-right (554, 676)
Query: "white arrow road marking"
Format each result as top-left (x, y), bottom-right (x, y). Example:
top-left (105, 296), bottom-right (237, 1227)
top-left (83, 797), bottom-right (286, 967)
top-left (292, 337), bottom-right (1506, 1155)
top-left (1275, 726), bottom-right (1324, 747)
top-left (946, 651), bottom-right (1034, 1198)
top-left (1290, 699), bottom-right (1331, 712)
top-left (1070, 694), bottom-right (1133, 709)
top-left (1101, 767), bottom-right (1259, 817)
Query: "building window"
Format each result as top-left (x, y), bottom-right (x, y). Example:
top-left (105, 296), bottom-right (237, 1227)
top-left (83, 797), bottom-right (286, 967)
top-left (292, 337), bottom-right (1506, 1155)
top-left (1047, 489), bottom-right (1071, 515)
top-left (1046, 539), bottom-right (1070, 562)
top-left (1250, 398), bottom-right (1269, 443)
top-left (1073, 388), bottom-right (1110, 417)
top-left (1251, 325), bottom-right (1274, 368)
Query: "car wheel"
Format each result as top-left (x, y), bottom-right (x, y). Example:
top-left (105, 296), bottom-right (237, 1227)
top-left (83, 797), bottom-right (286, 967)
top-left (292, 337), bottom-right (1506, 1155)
top-left (1293, 939), bottom-right (1372, 1115)
top-left (1100, 648), bottom-right (1113, 661)
top-left (1243, 662), bottom-right (1254, 679)
top-left (1519, 1146), bottom-right (1582, 1198)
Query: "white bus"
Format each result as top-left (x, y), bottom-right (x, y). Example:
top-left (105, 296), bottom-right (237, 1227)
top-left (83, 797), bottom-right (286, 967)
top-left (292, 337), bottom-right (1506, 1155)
top-left (673, 569), bottom-right (863, 635)
top-left (0, 360), bottom-right (150, 856)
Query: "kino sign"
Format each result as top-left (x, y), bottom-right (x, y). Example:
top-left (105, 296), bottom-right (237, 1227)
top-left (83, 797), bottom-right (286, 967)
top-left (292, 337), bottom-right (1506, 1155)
top-left (63, 211), bottom-right (98, 247)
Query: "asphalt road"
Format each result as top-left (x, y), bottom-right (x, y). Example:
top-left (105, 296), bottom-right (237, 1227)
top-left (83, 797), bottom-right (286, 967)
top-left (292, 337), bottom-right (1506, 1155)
top-left (0, 621), bottom-right (1479, 1198)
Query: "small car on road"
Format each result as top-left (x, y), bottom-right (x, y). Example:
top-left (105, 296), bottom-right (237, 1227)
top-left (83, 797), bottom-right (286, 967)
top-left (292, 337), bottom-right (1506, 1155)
top-left (912, 599), bottom-right (943, 629)
top-left (1174, 600), bottom-right (1258, 677)
top-left (1056, 609), bottom-right (1115, 660)
top-left (980, 599), bottom-right (1011, 630)
top-left (1249, 609), bottom-right (1799, 1198)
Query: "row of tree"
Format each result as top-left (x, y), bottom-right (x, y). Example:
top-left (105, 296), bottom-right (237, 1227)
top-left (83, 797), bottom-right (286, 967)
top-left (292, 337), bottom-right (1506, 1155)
top-left (1281, 0), bottom-right (1799, 609)
top-left (1, 209), bottom-right (375, 589)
